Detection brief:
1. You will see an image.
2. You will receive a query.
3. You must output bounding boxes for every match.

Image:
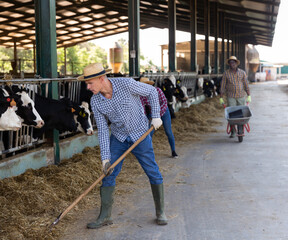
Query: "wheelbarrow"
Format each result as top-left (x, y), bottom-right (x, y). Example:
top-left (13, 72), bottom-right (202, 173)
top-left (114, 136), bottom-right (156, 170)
top-left (224, 105), bottom-right (252, 142)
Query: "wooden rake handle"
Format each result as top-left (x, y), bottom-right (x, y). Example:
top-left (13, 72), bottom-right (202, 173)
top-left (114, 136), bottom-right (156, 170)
top-left (49, 126), bottom-right (154, 230)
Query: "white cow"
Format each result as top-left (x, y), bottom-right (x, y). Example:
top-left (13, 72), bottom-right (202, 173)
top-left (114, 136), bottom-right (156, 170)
top-left (0, 88), bottom-right (22, 131)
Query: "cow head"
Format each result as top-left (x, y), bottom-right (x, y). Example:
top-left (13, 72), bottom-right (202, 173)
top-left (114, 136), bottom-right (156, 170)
top-left (161, 78), bottom-right (175, 103)
top-left (73, 101), bottom-right (93, 135)
top-left (0, 88), bottom-right (22, 131)
top-left (57, 98), bottom-right (78, 133)
top-left (7, 86), bottom-right (45, 128)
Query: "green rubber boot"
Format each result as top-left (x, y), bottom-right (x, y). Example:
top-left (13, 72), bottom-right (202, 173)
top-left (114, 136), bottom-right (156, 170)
top-left (87, 186), bottom-right (115, 229)
top-left (151, 183), bottom-right (168, 225)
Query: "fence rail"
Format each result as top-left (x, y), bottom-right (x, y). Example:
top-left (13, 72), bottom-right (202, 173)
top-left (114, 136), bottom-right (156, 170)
top-left (0, 77), bottom-right (88, 158)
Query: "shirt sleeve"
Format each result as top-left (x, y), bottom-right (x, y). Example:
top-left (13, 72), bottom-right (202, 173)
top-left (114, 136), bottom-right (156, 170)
top-left (157, 88), bottom-right (168, 116)
top-left (140, 96), bottom-right (147, 115)
top-left (220, 73), bottom-right (227, 96)
top-left (91, 101), bottom-right (111, 161)
top-left (242, 71), bottom-right (250, 95)
top-left (128, 78), bottom-right (160, 118)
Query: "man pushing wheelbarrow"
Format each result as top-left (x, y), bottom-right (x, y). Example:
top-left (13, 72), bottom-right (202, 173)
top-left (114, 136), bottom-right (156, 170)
top-left (219, 56), bottom-right (252, 140)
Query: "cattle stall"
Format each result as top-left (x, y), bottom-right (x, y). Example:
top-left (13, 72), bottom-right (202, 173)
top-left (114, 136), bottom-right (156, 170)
top-left (0, 77), bottom-right (95, 159)
top-left (143, 72), bottom-right (222, 109)
top-left (0, 73), bottom-right (221, 178)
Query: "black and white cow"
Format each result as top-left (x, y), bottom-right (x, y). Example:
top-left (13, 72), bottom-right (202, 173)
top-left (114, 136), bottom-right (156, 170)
top-left (174, 78), bottom-right (189, 103)
top-left (212, 77), bottom-right (222, 95)
top-left (32, 94), bottom-right (78, 138)
top-left (72, 101), bottom-right (93, 136)
top-left (5, 85), bottom-right (44, 128)
top-left (32, 93), bottom-right (93, 139)
top-left (161, 76), bottom-right (189, 118)
top-left (0, 88), bottom-right (22, 131)
top-left (203, 79), bottom-right (217, 98)
top-left (161, 77), bottom-right (176, 119)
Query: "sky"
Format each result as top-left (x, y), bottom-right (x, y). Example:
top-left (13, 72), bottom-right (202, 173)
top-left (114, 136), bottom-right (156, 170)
top-left (254, 0), bottom-right (288, 63)
top-left (92, 0), bottom-right (288, 66)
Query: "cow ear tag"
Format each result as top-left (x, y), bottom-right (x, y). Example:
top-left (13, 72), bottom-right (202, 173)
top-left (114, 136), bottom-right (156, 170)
top-left (10, 99), bottom-right (16, 107)
top-left (79, 111), bottom-right (86, 117)
top-left (71, 108), bottom-right (76, 113)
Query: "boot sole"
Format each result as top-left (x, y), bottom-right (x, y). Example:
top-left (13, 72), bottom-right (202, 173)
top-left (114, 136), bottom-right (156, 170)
top-left (156, 220), bottom-right (168, 225)
top-left (87, 221), bottom-right (113, 229)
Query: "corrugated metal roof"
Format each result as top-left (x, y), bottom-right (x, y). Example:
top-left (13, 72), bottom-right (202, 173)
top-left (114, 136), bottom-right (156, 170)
top-left (0, 0), bottom-right (280, 49)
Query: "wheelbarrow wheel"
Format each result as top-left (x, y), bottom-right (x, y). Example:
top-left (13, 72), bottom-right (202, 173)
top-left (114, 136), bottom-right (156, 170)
top-left (237, 125), bottom-right (244, 142)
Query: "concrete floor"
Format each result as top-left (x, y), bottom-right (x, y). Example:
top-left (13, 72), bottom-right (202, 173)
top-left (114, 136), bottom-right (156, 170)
top-left (60, 80), bottom-right (288, 240)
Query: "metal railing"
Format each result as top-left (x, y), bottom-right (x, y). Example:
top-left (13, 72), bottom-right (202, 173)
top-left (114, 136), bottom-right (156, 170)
top-left (143, 72), bottom-right (222, 97)
top-left (0, 73), bottom-right (222, 159)
top-left (0, 77), bottom-right (94, 158)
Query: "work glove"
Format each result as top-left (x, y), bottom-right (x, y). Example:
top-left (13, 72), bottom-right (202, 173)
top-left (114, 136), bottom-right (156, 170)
top-left (102, 159), bottom-right (113, 176)
top-left (246, 95), bottom-right (251, 103)
top-left (219, 97), bottom-right (225, 105)
top-left (151, 118), bottom-right (162, 130)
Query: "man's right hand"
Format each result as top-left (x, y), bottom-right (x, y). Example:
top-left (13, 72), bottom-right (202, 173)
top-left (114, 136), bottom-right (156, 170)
top-left (151, 118), bottom-right (162, 130)
top-left (102, 159), bottom-right (113, 176)
top-left (219, 97), bottom-right (225, 105)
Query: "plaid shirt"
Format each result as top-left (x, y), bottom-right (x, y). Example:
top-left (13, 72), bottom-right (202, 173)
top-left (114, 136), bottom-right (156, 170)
top-left (90, 77), bottom-right (160, 161)
top-left (220, 68), bottom-right (250, 98)
top-left (140, 87), bottom-right (168, 117)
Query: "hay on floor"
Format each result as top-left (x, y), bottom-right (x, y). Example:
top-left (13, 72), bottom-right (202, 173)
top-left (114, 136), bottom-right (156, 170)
top-left (0, 96), bottom-right (223, 240)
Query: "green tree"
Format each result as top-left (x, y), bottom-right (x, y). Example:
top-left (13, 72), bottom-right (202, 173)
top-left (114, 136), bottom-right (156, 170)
top-left (56, 43), bottom-right (107, 76)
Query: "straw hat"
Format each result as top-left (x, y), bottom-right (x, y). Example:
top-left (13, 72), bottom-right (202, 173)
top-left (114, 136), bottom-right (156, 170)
top-left (140, 77), bottom-right (154, 85)
top-left (226, 56), bottom-right (240, 65)
top-left (77, 63), bottom-right (112, 81)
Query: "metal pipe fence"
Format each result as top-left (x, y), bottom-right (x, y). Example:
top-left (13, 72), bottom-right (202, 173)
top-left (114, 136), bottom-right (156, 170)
top-left (0, 73), bottom-right (222, 159)
top-left (0, 77), bottom-right (93, 158)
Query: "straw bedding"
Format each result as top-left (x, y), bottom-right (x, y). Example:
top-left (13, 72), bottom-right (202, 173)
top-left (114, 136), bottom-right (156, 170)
top-left (0, 97), bottom-right (223, 240)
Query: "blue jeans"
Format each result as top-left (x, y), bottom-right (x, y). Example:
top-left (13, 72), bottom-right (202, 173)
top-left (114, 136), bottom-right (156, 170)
top-left (151, 108), bottom-right (176, 152)
top-left (102, 134), bottom-right (163, 187)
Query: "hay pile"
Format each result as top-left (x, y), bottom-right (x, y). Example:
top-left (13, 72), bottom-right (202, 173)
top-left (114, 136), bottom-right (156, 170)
top-left (153, 97), bottom-right (223, 152)
top-left (0, 96), bottom-right (223, 240)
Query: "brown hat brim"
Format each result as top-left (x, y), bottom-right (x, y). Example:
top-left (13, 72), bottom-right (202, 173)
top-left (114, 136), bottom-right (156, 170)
top-left (142, 80), bottom-right (154, 85)
top-left (226, 59), bottom-right (240, 65)
top-left (77, 69), bottom-right (112, 81)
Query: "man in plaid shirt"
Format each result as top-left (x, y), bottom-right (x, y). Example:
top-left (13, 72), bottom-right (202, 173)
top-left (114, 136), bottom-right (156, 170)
top-left (220, 56), bottom-right (251, 137)
top-left (139, 77), bottom-right (178, 158)
top-left (78, 63), bottom-right (168, 229)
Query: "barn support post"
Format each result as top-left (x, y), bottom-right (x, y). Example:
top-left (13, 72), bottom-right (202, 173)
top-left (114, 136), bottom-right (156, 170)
top-left (12, 39), bottom-right (17, 77)
top-left (226, 22), bottom-right (230, 69)
top-left (64, 47), bottom-right (67, 77)
top-left (33, 41), bottom-right (36, 74)
top-left (34, 0), bottom-right (60, 165)
top-left (214, 2), bottom-right (219, 74)
top-left (168, 0), bottom-right (176, 72)
top-left (128, 0), bottom-right (140, 77)
top-left (204, 0), bottom-right (210, 74)
top-left (190, 0), bottom-right (197, 72)
top-left (221, 13), bottom-right (225, 73)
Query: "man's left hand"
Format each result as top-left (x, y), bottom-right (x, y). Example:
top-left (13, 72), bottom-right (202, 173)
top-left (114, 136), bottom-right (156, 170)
top-left (102, 159), bottom-right (114, 176)
top-left (246, 95), bottom-right (251, 103)
top-left (151, 118), bottom-right (162, 130)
